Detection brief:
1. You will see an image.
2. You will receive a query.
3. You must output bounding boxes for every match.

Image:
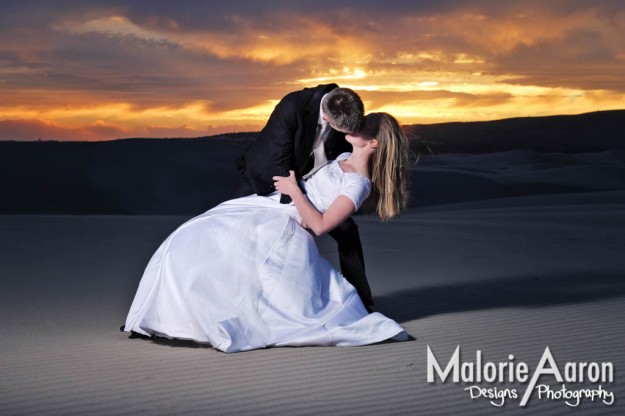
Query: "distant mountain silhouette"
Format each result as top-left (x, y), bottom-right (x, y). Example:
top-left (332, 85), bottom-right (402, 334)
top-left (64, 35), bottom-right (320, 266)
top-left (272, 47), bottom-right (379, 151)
top-left (404, 110), bottom-right (625, 154)
top-left (1, 110), bottom-right (623, 214)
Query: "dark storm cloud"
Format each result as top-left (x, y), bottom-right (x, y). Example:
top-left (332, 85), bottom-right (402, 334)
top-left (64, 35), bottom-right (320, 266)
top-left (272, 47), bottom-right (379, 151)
top-left (0, 8), bottom-right (300, 111)
top-left (3, 1), bottom-right (624, 93)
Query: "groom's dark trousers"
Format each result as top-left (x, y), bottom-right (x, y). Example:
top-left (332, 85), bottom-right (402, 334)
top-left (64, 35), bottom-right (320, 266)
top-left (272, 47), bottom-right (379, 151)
top-left (230, 84), bottom-right (374, 309)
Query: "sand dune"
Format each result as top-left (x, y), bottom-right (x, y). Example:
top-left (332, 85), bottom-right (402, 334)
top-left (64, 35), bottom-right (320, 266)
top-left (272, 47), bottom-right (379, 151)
top-left (1, 190), bottom-right (624, 414)
top-left (409, 149), bottom-right (625, 208)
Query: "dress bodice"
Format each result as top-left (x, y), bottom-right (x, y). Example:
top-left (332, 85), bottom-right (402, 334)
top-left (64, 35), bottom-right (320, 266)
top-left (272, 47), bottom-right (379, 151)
top-left (301, 153), bottom-right (371, 212)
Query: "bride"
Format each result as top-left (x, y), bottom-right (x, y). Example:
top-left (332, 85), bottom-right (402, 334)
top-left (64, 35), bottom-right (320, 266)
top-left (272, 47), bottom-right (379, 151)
top-left (123, 113), bottom-right (410, 353)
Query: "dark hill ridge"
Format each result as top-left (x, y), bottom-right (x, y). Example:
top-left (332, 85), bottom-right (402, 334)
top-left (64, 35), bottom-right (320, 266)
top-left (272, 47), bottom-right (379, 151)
top-left (404, 110), bottom-right (625, 154)
top-left (102, 110), bottom-right (624, 153)
top-left (1, 110), bottom-right (624, 214)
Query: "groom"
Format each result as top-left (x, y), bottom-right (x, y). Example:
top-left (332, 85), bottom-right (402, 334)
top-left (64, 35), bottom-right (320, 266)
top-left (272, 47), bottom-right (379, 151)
top-left (232, 84), bottom-right (374, 310)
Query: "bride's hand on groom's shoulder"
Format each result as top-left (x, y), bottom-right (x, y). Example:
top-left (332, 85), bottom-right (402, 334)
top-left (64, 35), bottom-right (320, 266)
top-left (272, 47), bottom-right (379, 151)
top-left (272, 171), bottom-right (300, 197)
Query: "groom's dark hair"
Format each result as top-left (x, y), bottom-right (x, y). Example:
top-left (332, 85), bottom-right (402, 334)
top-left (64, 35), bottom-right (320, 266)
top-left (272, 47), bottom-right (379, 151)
top-left (322, 88), bottom-right (365, 134)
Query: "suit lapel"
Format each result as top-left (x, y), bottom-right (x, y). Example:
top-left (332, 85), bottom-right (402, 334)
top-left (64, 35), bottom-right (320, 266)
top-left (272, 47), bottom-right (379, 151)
top-left (304, 90), bottom-right (323, 153)
top-left (299, 88), bottom-right (323, 175)
top-left (300, 84), bottom-right (339, 175)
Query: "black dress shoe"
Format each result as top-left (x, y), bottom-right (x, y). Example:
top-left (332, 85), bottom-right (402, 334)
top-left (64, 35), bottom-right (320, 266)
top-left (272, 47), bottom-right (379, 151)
top-left (128, 331), bottom-right (152, 340)
top-left (120, 324), bottom-right (152, 339)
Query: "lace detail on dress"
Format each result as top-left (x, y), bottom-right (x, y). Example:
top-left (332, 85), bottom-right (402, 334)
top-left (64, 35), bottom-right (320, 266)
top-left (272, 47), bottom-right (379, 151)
top-left (260, 217), bottom-right (297, 296)
top-left (278, 218), bottom-right (296, 248)
top-left (326, 160), bottom-right (344, 182)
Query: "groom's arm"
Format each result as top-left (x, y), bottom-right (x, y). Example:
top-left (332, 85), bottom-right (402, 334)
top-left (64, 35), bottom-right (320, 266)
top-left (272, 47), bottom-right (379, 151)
top-left (240, 96), bottom-right (297, 195)
top-left (273, 171), bottom-right (356, 236)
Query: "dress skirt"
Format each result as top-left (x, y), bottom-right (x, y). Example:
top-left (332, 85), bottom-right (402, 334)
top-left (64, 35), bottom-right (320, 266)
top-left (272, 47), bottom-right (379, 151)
top-left (124, 194), bottom-right (406, 352)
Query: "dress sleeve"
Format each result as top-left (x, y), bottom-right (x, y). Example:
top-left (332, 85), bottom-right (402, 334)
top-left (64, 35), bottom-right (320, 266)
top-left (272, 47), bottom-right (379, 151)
top-left (340, 176), bottom-right (372, 211)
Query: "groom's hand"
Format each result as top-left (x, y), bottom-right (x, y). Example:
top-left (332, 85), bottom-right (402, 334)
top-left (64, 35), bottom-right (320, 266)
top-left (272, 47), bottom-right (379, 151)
top-left (272, 171), bottom-right (300, 197)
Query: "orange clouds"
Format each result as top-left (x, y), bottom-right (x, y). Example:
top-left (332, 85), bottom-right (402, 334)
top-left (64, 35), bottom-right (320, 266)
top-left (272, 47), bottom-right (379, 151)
top-left (0, 119), bottom-right (126, 141)
top-left (0, 100), bottom-right (277, 140)
top-left (1, 1), bottom-right (624, 140)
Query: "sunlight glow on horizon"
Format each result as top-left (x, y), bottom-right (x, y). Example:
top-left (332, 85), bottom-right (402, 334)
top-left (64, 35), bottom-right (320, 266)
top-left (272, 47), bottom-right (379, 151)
top-left (2, 79), bottom-right (623, 141)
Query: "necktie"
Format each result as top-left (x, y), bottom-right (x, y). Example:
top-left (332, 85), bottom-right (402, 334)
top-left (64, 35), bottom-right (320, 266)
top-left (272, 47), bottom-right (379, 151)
top-left (303, 123), bottom-right (329, 179)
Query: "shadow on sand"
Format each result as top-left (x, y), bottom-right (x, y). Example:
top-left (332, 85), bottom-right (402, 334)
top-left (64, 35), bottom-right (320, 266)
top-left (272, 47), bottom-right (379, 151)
top-left (374, 270), bottom-right (625, 324)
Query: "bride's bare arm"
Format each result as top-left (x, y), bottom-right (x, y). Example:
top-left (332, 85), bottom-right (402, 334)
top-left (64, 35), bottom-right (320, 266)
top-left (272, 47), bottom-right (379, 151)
top-left (273, 171), bottom-right (356, 236)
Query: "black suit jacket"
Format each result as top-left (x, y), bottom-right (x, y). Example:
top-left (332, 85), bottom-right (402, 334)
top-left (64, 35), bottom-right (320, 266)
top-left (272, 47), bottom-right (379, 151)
top-left (236, 84), bottom-right (351, 196)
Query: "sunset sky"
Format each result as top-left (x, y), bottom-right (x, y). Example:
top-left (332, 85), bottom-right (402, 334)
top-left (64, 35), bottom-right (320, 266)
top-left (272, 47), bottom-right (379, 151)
top-left (1, 0), bottom-right (624, 141)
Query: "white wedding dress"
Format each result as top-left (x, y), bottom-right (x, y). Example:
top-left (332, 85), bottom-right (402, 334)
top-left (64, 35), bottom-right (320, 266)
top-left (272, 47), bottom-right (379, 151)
top-left (123, 153), bottom-right (407, 352)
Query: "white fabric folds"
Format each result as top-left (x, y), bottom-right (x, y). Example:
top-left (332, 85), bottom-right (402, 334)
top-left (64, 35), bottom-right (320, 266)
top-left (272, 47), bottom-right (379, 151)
top-left (124, 154), bottom-right (407, 352)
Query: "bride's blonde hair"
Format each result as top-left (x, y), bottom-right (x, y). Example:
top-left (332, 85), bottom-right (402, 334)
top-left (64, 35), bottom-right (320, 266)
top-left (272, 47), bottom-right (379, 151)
top-left (366, 113), bottom-right (409, 220)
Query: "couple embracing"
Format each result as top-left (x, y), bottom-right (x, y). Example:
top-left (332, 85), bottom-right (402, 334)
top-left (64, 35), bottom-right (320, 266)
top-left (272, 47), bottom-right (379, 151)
top-left (123, 84), bottom-right (410, 352)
